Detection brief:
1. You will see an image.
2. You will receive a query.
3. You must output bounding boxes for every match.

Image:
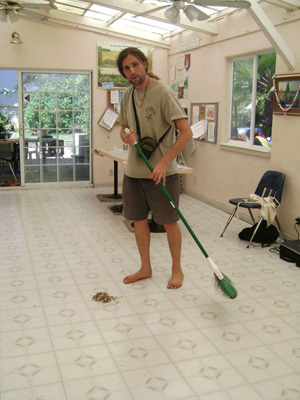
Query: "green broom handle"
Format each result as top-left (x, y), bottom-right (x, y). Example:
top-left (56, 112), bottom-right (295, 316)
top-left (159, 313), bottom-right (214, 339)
top-left (134, 142), bottom-right (209, 259)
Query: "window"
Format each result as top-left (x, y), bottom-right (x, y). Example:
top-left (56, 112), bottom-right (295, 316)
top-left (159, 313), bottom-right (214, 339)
top-left (0, 70), bottom-right (18, 138)
top-left (22, 72), bottom-right (91, 183)
top-left (229, 52), bottom-right (276, 148)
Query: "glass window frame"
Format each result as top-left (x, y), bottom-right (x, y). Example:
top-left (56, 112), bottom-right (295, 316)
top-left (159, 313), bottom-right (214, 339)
top-left (227, 51), bottom-right (275, 151)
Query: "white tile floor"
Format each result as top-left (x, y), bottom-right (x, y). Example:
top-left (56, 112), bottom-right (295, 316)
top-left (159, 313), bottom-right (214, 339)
top-left (0, 187), bottom-right (299, 400)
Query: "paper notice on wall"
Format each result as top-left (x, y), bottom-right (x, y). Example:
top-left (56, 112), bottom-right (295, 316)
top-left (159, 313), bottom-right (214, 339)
top-left (192, 105), bottom-right (199, 125)
top-left (208, 122), bottom-right (215, 142)
top-left (110, 90), bottom-right (119, 104)
top-left (170, 64), bottom-right (176, 81)
top-left (177, 68), bottom-right (184, 86)
top-left (191, 119), bottom-right (208, 139)
top-left (177, 56), bottom-right (184, 70)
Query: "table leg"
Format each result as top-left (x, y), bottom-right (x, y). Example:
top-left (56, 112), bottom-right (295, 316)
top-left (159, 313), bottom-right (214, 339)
top-left (97, 160), bottom-right (123, 202)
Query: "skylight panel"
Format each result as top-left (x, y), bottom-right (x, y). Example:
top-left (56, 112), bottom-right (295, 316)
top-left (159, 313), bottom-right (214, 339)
top-left (114, 14), bottom-right (177, 35)
top-left (135, 15), bottom-right (178, 31)
top-left (57, 0), bottom-right (90, 8)
top-left (84, 10), bottom-right (112, 21)
top-left (55, 3), bottom-right (87, 14)
top-left (88, 4), bottom-right (120, 15)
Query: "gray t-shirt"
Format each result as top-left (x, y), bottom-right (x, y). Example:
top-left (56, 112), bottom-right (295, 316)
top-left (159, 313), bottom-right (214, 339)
top-left (118, 80), bottom-right (187, 179)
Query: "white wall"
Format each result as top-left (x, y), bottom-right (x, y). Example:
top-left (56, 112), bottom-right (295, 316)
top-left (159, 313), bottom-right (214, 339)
top-left (0, 19), bottom-right (169, 185)
top-left (168, 6), bottom-right (300, 238)
top-left (1, 8), bottom-right (299, 238)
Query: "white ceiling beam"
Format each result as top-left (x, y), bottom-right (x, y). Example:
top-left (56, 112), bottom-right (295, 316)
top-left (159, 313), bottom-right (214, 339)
top-left (106, 11), bottom-right (125, 26)
top-left (77, 0), bottom-right (219, 35)
top-left (22, 8), bottom-right (171, 45)
top-left (276, 0), bottom-right (300, 6)
top-left (262, 0), bottom-right (298, 10)
top-left (207, 7), bottom-right (245, 21)
top-left (162, 27), bottom-right (187, 39)
top-left (247, 0), bottom-right (295, 70)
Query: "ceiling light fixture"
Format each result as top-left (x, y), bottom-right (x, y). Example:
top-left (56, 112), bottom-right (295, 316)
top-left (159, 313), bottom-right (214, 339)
top-left (184, 5), bottom-right (203, 22)
top-left (8, 9), bottom-right (19, 23)
top-left (164, 5), bottom-right (180, 25)
top-left (0, 9), bottom-right (7, 22)
top-left (164, 1), bottom-right (208, 24)
top-left (10, 31), bottom-right (22, 44)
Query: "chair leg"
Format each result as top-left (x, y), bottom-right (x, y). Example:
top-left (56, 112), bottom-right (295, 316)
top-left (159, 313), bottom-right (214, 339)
top-left (275, 216), bottom-right (286, 241)
top-left (0, 161), bottom-right (17, 181)
top-left (247, 216), bottom-right (264, 248)
top-left (8, 162), bottom-right (17, 181)
top-left (220, 206), bottom-right (238, 237)
top-left (0, 162), bottom-right (5, 176)
top-left (248, 209), bottom-right (256, 225)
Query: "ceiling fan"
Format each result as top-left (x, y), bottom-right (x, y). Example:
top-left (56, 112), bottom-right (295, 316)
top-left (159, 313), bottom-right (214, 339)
top-left (138, 0), bottom-right (251, 24)
top-left (0, 0), bottom-right (57, 23)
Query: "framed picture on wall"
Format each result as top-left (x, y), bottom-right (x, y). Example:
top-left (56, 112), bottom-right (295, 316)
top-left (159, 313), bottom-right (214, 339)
top-left (273, 74), bottom-right (300, 115)
top-left (97, 43), bottom-right (154, 88)
top-left (98, 107), bottom-right (119, 131)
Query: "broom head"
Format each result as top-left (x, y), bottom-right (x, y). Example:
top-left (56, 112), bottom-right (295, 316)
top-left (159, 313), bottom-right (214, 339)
top-left (214, 273), bottom-right (238, 299)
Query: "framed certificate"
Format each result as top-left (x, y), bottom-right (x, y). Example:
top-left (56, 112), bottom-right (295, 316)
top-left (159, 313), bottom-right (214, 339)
top-left (98, 107), bottom-right (119, 131)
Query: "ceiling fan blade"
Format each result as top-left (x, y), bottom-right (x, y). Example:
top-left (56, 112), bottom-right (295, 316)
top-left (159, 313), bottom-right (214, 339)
top-left (135, 5), bottom-right (170, 17)
top-left (194, 0), bottom-right (251, 9)
top-left (196, 9), bottom-right (209, 20)
top-left (19, 8), bottom-right (48, 19)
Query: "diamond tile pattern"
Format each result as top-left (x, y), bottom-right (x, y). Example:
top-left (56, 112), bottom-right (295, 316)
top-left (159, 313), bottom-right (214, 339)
top-left (0, 187), bottom-right (300, 400)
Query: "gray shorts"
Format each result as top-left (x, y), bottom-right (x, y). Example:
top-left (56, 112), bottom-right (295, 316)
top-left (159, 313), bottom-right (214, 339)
top-left (122, 174), bottom-right (180, 225)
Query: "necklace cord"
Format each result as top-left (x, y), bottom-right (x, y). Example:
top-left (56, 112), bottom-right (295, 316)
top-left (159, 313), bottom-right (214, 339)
top-left (135, 76), bottom-right (151, 107)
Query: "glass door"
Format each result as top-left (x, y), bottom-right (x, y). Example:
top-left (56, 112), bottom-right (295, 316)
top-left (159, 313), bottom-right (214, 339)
top-left (21, 71), bottom-right (92, 184)
top-left (0, 69), bottom-right (20, 186)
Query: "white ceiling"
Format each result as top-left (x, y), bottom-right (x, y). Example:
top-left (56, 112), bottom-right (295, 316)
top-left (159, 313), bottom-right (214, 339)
top-left (1, 0), bottom-right (299, 68)
top-left (3, 0), bottom-right (299, 43)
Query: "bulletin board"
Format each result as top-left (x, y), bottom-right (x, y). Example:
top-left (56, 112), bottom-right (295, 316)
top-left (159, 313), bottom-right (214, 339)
top-left (190, 102), bottom-right (218, 143)
top-left (106, 88), bottom-right (125, 114)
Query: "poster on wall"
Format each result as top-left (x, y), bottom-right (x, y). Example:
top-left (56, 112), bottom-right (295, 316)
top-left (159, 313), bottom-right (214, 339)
top-left (97, 43), bottom-right (154, 88)
top-left (190, 102), bottom-right (218, 144)
top-left (171, 55), bottom-right (189, 99)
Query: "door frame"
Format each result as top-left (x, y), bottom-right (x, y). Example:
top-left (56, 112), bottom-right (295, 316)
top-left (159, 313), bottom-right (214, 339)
top-left (18, 68), bottom-right (93, 187)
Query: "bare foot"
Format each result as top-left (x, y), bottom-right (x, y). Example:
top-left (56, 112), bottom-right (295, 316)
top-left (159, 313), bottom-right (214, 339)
top-left (167, 270), bottom-right (184, 289)
top-left (123, 268), bottom-right (152, 284)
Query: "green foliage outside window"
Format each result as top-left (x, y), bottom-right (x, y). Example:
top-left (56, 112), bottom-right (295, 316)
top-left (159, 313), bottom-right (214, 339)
top-left (0, 85), bottom-right (18, 134)
top-left (23, 73), bottom-right (90, 137)
top-left (230, 52), bottom-right (276, 146)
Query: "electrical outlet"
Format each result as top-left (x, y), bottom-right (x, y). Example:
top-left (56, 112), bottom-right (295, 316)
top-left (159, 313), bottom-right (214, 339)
top-left (109, 169), bottom-right (113, 176)
top-left (193, 177), bottom-right (197, 186)
top-left (295, 217), bottom-right (300, 224)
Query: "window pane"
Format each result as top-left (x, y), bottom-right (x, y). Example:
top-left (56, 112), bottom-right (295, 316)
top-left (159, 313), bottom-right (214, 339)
top-left (74, 74), bottom-right (90, 92)
top-left (0, 70), bottom-right (18, 106)
top-left (0, 70), bottom-right (19, 137)
top-left (24, 110), bottom-right (39, 129)
top-left (41, 93), bottom-right (57, 110)
top-left (230, 57), bottom-right (253, 142)
top-left (23, 74), bottom-right (39, 91)
top-left (57, 74), bottom-right (73, 92)
top-left (254, 53), bottom-right (276, 147)
top-left (40, 74), bottom-right (57, 92)
top-left (58, 93), bottom-right (73, 110)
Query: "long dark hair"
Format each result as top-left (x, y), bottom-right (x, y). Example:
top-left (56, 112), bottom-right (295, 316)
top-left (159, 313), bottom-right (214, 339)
top-left (117, 47), bottom-right (160, 80)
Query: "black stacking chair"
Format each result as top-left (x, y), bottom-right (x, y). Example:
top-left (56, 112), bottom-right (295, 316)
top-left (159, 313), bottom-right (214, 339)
top-left (220, 170), bottom-right (286, 247)
top-left (0, 143), bottom-right (19, 182)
